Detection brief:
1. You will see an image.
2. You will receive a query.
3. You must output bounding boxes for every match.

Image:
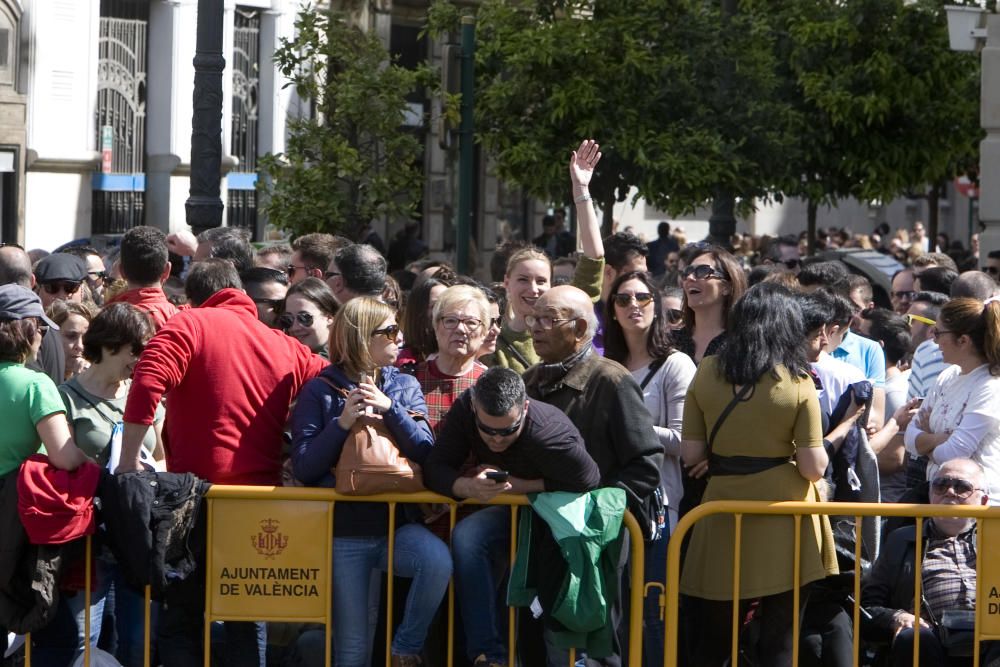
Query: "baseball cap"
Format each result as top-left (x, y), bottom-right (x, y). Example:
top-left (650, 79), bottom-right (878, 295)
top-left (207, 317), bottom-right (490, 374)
top-left (34, 254), bottom-right (87, 283)
top-left (0, 284), bottom-right (59, 329)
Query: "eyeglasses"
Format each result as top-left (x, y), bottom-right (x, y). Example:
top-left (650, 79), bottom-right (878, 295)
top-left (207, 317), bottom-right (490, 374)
top-left (891, 290), bottom-right (917, 301)
top-left (439, 316), bottom-right (483, 330)
top-left (277, 311), bottom-right (314, 330)
top-left (286, 264), bottom-right (308, 277)
top-left (87, 271), bottom-right (108, 282)
top-left (371, 324), bottom-right (401, 341)
top-left (525, 314), bottom-right (576, 330)
top-left (666, 308), bottom-right (684, 324)
top-left (681, 264), bottom-right (727, 281)
top-left (930, 476), bottom-right (981, 499)
top-left (41, 281), bottom-right (82, 296)
top-left (905, 313), bottom-right (936, 327)
top-left (782, 258), bottom-right (801, 270)
top-left (474, 407), bottom-right (525, 437)
top-left (984, 266), bottom-right (999, 276)
top-left (930, 327), bottom-right (954, 341)
top-left (323, 271), bottom-right (341, 280)
top-left (612, 292), bottom-right (654, 308)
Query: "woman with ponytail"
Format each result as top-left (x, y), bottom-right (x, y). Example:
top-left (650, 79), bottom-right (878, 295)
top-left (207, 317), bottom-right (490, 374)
top-left (904, 297), bottom-right (1000, 500)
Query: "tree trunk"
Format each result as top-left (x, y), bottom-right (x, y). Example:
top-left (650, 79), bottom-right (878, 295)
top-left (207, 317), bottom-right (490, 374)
top-left (927, 183), bottom-right (940, 252)
top-left (807, 199), bottom-right (817, 256)
top-left (601, 193), bottom-right (615, 238)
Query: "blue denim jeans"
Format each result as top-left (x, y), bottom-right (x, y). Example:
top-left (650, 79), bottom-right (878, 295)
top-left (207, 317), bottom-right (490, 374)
top-left (333, 523), bottom-right (451, 666)
top-left (451, 505), bottom-right (511, 663)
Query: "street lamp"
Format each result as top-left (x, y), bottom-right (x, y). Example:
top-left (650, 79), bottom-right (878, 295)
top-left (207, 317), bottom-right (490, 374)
top-left (945, 3), bottom-right (1000, 259)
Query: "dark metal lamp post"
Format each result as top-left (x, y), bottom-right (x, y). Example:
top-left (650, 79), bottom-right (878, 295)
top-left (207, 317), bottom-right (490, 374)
top-left (186, 0), bottom-right (225, 236)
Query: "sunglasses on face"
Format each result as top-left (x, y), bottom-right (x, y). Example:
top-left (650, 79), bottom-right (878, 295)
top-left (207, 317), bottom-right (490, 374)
top-left (35, 319), bottom-right (49, 338)
top-left (372, 324), bottom-right (401, 341)
top-left (905, 313), bottom-right (936, 327)
top-left (930, 476), bottom-right (981, 499)
top-left (666, 308), bottom-right (684, 324)
top-left (41, 281), bottom-right (82, 296)
top-left (681, 264), bottom-right (727, 281)
top-left (277, 311), bottom-right (314, 330)
top-left (475, 407), bottom-right (525, 437)
top-left (984, 266), bottom-right (999, 276)
top-left (891, 290), bottom-right (916, 301)
top-left (489, 316), bottom-right (502, 329)
top-left (612, 292), bottom-right (654, 308)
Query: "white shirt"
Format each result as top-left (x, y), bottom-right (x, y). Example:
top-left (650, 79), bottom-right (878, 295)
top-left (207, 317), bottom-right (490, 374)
top-left (904, 364), bottom-right (1000, 501)
top-left (630, 351), bottom-right (696, 530)
top-left (812, 351), bottom-right (866, 418)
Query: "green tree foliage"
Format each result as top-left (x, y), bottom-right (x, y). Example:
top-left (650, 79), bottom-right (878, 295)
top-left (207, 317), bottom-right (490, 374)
top-left (435, 0), bottom-right (794, 232)
top-left (767, 0), bottom-right (981, 242)
top-left (429, 0), bottom-right (980, 236)
top-left (259, 7), bottom-right (431, 239)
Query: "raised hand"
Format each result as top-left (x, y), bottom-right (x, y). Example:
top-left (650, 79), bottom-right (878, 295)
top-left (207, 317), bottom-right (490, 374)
top-left (570, 139), bottom-right (602, 191)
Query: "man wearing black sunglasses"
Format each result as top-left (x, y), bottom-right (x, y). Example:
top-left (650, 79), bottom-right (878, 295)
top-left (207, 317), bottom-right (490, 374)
top-left (862, 458), bottom-right (995, 666)
top-left (424, 368), bottom-right (600, 667)
top-left (761, 234), bottom-right (802, 274)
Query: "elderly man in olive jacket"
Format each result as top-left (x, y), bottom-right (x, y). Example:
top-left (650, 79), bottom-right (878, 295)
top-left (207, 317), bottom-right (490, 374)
top-left (522, 284), bottom-right (663, 667)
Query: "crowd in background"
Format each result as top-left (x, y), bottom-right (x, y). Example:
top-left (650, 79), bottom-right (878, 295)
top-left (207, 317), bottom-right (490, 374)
top-left (2, 139), bottom-right (1000, 667)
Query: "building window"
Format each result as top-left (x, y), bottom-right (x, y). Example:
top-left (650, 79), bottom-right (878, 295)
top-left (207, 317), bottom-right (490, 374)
top-left (227, 7), bottom-right (260, 238)
top-left (92, 0), bottom-right (148, 234)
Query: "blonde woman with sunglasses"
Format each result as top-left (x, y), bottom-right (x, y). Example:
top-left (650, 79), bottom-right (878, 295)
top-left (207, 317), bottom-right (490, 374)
top-left (290, 297), bottom-right (450, 667)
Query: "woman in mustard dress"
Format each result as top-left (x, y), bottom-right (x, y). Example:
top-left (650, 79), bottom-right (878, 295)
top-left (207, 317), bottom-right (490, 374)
top-left (680, 282), bottom-right (837, 667)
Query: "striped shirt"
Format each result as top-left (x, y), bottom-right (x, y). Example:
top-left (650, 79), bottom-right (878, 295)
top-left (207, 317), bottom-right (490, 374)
top-left (908, 339), bottom-right (952, 400)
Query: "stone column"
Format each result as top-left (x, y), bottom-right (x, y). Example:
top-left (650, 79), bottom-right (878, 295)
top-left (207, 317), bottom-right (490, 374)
top-left (979, 14), bottom-right (1000, 259)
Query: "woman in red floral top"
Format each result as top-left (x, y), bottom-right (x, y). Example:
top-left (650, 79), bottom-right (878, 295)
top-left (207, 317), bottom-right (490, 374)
top-left (410, 284), bottom-right (490, 434)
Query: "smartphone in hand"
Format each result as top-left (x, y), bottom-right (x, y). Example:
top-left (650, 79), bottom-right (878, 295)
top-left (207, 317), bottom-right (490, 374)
top-left (484, 470), bottom-right (510, 483)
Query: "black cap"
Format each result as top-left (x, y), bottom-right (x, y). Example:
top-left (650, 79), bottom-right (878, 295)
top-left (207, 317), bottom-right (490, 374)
top-left (0, 284), bottom-right (59, 329)
top-left (34, 254), bottom-right (87, 283)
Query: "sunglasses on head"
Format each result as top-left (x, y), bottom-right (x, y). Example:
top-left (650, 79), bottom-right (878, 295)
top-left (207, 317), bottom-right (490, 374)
top-left (681, 264), bottom-right (726, 281)
top-left (371, 324), bottom-right (401, 341)
top-left (612, 292), bottom-right (654, 308)
top-left (41, 281), bottom-right (82, 296)
top-left (930, 476), bottom-right (981, 499)
top-left (277, 311), bottom-right (314, 330)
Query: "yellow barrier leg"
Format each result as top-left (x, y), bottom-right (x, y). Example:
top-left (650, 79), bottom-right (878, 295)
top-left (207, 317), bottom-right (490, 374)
top-left (85, 534), bottom-right (92, 667)
top-left (144, 585), bottom-right (151, 667)
top-left (913, 519), bottom-right (922, 667)
top-left (731, 514), bottom-right (742, 667)
top-left (792, 515), bottom-right (801, 667)
top-left (852, 515), bottom-right (862, 667)
top-left (508, 505), bottom-right (518, 666)
top-left (386, 502), bottom-right (396, 667)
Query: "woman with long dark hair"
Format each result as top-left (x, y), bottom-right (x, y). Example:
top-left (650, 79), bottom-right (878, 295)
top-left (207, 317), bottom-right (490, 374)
top-left (603, 270), bottom-right (694, 667)
top-left (674, 245), bottom-right (747, 364)
top-left (680, 282), bottom-right (837, 667)
top-left (279, 277), bottom-right (339, 357)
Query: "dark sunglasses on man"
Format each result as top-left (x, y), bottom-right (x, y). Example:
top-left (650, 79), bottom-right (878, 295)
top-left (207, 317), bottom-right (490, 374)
top-left (41, 281), bottom-right (83, 296)
top-left (983, 266), bottom-right (999, 276)
top-left (930, 476), bottom-right (982, 500)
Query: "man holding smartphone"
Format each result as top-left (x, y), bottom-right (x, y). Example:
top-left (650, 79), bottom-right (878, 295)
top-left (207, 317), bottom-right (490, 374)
top-left (424, 368), bottom-right (601, 667)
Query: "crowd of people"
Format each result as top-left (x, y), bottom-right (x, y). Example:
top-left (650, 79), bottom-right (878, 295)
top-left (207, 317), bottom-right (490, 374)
top-left (1, 138), bottom-right (999, 667)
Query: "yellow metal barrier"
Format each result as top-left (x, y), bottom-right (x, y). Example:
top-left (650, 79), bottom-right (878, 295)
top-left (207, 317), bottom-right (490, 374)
top-left (664, 500), bottom-right (1000, 667)
top-left (22, 486), bottom-right (644, 667)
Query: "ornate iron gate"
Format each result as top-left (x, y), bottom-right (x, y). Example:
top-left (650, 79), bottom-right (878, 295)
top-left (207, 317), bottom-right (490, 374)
top-left (227, 7), bottom-right (260, 237)
top-left (92, 0), bottom-right (147, 234)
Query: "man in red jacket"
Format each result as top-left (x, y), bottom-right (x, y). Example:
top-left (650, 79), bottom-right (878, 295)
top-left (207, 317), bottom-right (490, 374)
top-left (105, 226), bottom-right (183, 331)
top-left (115, 258), bottom-right (326, 667)
top-left (117, 258), bottom-right (326, 483)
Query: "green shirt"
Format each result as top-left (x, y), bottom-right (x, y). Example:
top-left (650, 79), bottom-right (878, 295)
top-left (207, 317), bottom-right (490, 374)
top-left (0, 361), bottom-right (67, 476)
top-left (59, 376), bottom-right (163, 465)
